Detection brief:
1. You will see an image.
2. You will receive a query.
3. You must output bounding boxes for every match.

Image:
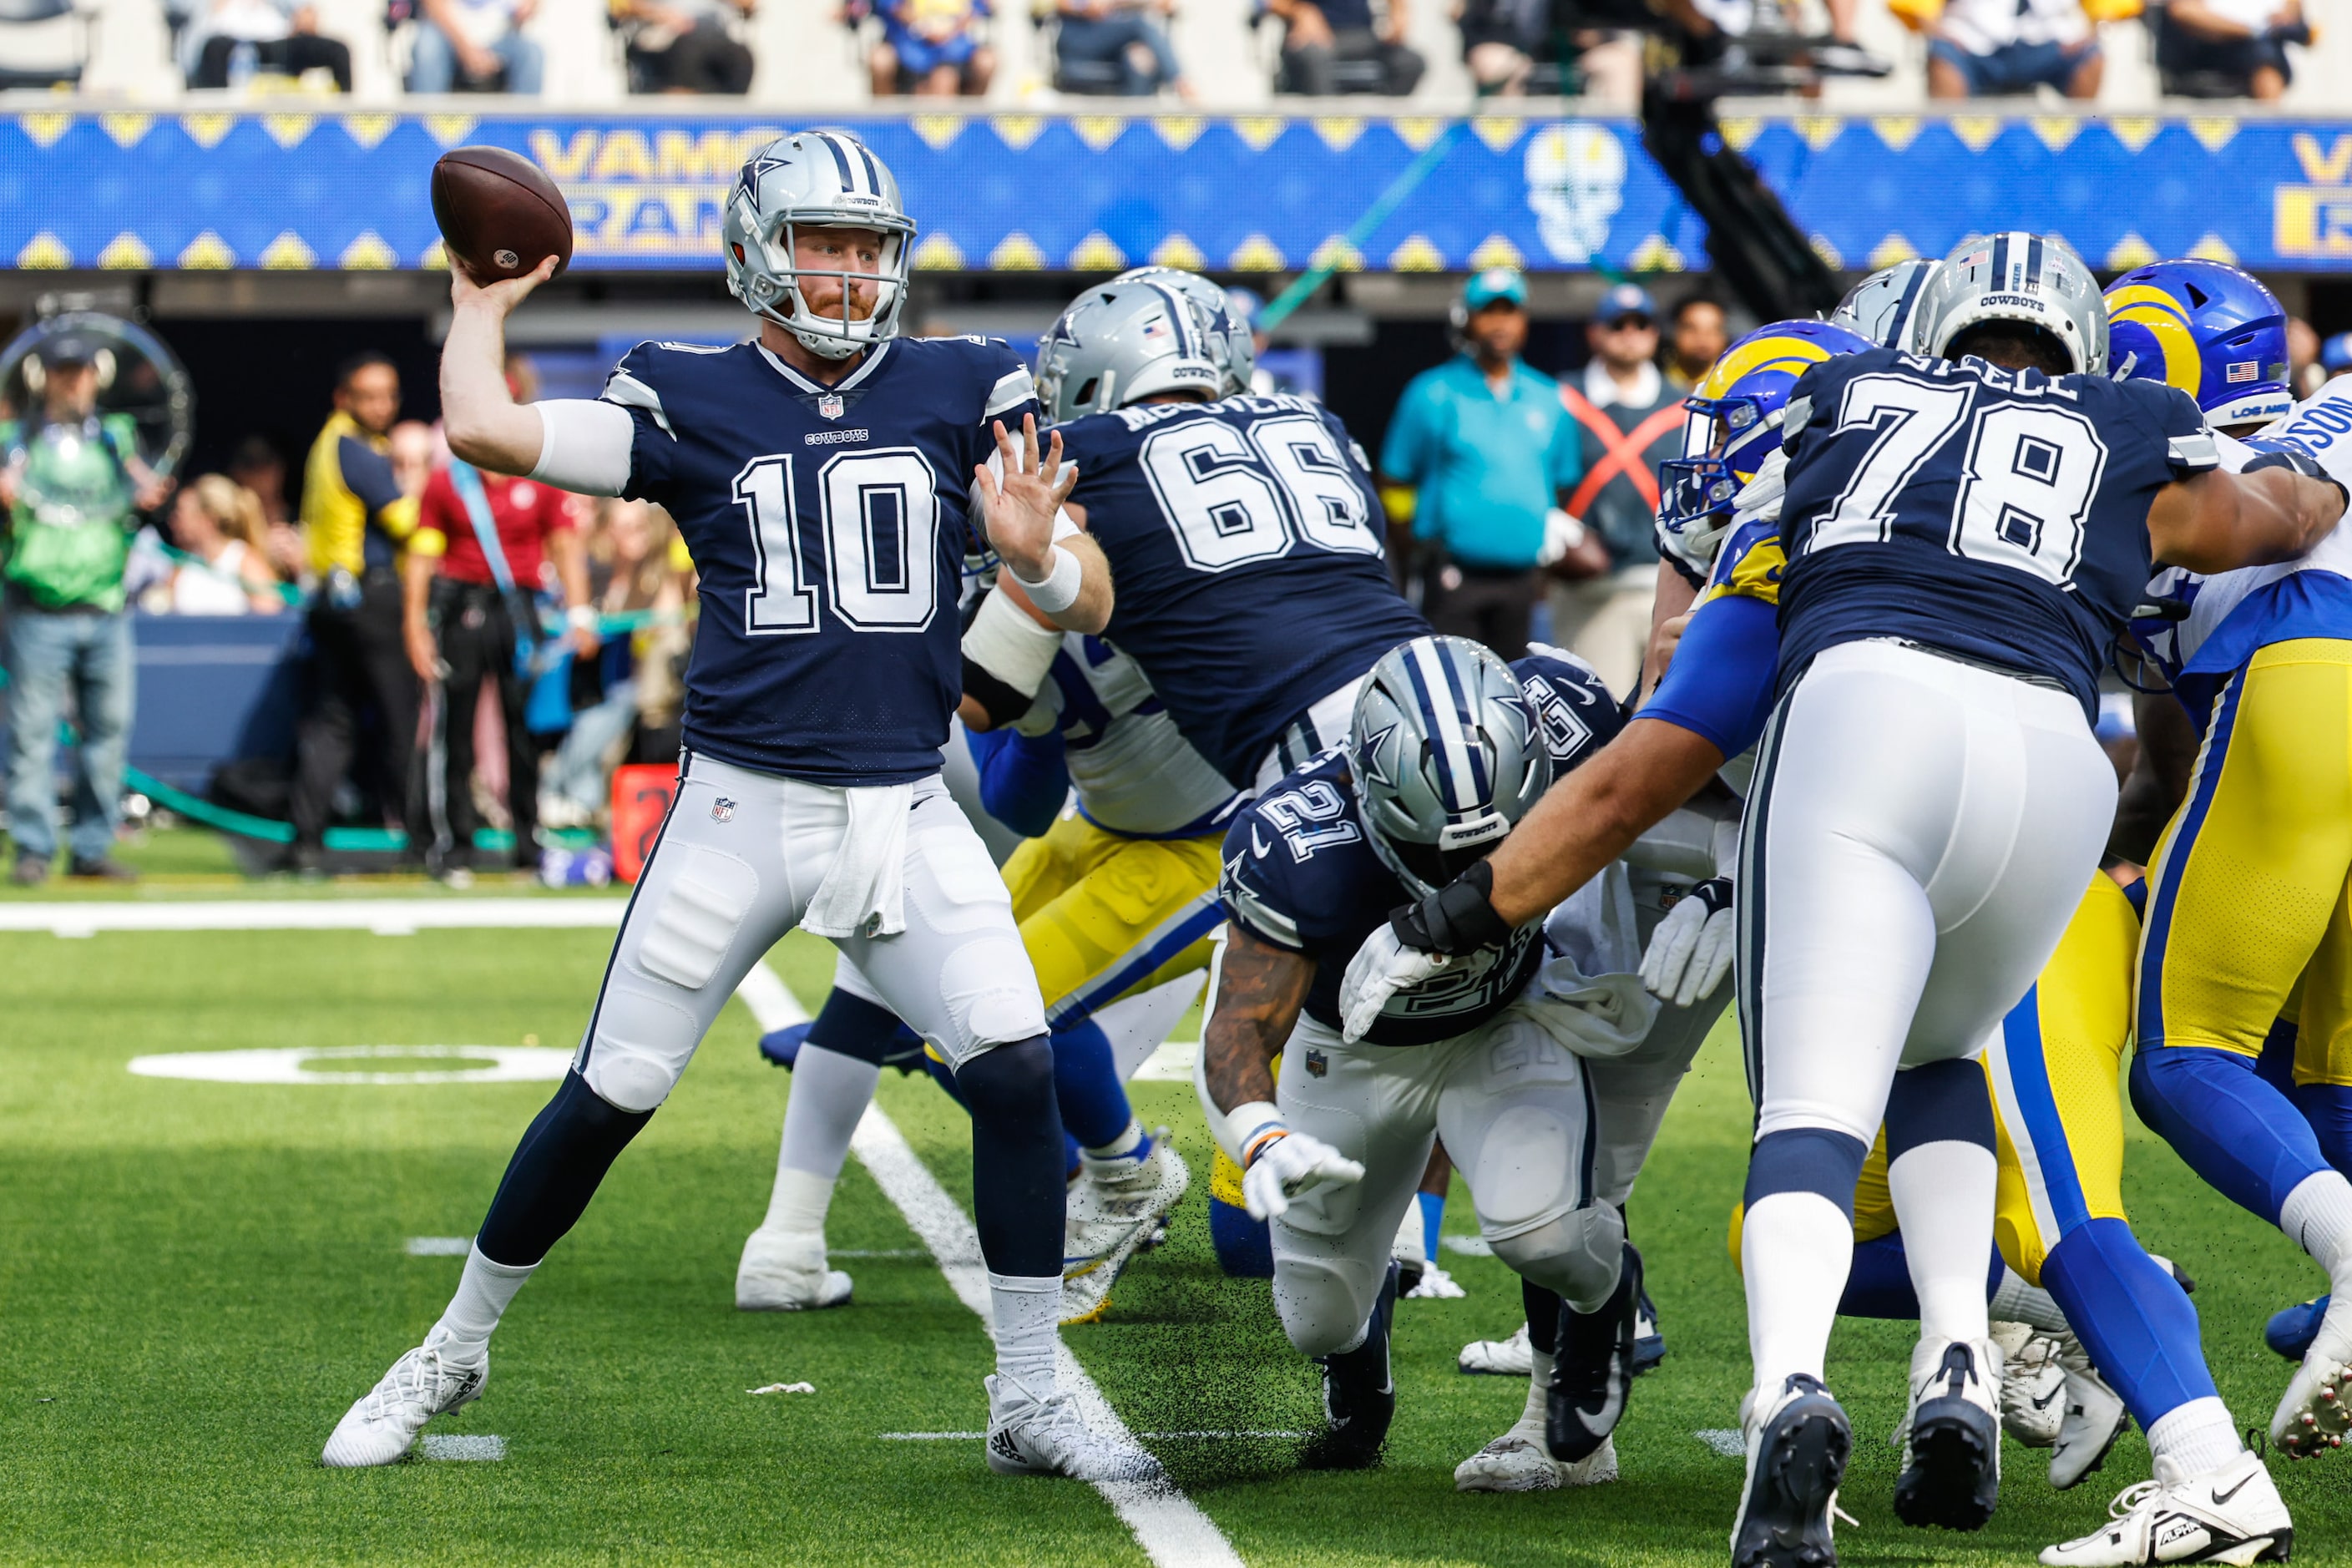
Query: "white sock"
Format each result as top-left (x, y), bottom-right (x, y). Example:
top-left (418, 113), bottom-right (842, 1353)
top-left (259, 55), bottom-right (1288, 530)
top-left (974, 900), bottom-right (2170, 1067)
top-left (429, 1245), bottom-right (535, 1363)
top-left (988, 1272), bottom-right (1062, 1396)
top-left (2280, 1171), bottom-right (2352, 1287)
top-left (1518, 1348), bottom-right (1554, 1433)
top-left (2147, 1396), bottom-right (2243, 1476)
top-left (1082, 1119), bottom-right (1146, 1165)
top-left (1988, 1267), bottom-right (2070, 1334)
top-left (1888, 1139), bottom-right (1998, 1346)
top-left (1742, 1191), bottom-right (1852, 1392)
top-left (765, 1044), bottom-right (881, 1232)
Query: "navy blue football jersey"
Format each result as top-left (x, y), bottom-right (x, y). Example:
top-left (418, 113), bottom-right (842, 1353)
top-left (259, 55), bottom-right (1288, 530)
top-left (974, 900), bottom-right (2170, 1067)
top-left (1056, 395), bottom-right (1430, 787)
top-left (1220, 652), bottom-right (1621, 1046)
top-left (604, 334), bottom-right (1039, 784)
top-left (1774, 347), bottom-right (2218, 716)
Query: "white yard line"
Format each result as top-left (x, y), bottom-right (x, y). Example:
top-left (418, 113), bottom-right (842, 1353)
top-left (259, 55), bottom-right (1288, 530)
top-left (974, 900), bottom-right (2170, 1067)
top-left (0, 898), bottom-right (628, 938)
top-left (733, 962), bottom-right (1246, 1568)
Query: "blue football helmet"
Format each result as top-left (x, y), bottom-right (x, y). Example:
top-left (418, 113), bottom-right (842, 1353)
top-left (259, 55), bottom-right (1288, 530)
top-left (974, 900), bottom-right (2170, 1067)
top-left (2106, 259), bottom-right (2292, 431)
top-left (1656, 318), bottom-right (1874, 563)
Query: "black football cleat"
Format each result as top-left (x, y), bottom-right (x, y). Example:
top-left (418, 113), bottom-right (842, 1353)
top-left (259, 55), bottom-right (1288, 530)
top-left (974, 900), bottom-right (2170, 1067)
top-left (1302, 1260), bottom-right (1399, 1470)
top-left (1549, 1242), bottom-right (1640, 1463)
top-left (1894, 1338), bottom-right (2002, 1532)
top-left (1732, 1373), bottom-right (1851, 1568)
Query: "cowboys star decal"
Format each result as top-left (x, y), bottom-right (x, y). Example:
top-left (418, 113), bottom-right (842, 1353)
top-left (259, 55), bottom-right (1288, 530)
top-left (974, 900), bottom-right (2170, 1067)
top-left (1355, 722), bottom-right (1400, 790)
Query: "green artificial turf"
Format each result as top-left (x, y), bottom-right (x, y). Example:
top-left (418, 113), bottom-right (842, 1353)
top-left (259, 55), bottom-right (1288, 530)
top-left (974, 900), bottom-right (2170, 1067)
top-left (1, 921), bottom-right (2346, 1564)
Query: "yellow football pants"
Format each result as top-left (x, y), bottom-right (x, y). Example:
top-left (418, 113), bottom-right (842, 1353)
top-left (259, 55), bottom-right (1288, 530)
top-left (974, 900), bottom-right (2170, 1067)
top-left (999, 811), bottom-right (1225, 1024)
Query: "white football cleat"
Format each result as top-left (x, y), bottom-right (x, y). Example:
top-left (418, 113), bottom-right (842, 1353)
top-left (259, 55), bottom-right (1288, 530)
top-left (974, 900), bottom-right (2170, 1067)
top-left (984, 1374), bottom-right (1155, 1481)
top-left (1453, 1427), bottom-right (1617, 1491)
top-left (1459, 1323), bottom-right (1534, 1377)
top-left (736, 1227), bottom-right (852, 1312)
top-left (1995, 1325), bottom-right (2066, 1449)
top-left (2039, 1449), bottom-right (2291, 1565)
top-left (1062, 1144), bottom-right (1189, 1325)
top-left (2052, 1332), bottom-right (2132, 1490)
top-left (2271, 1299), bottom-right (2352, 1459)
top-left (321, 1338), bottom-right (487, 1467)
top-left (1405, 1263), bottom-right (1466, 1300)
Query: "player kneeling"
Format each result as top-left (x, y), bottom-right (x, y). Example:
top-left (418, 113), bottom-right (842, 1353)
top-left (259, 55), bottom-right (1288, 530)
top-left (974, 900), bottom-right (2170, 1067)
top-left (1201, 635), bottom-right (1656, 1485)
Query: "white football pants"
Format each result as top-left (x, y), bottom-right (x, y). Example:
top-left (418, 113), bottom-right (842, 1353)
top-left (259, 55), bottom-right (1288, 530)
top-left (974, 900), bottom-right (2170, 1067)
top-left (1271, 1010), bottom-right (1623, 1357)
top-left (576, 751), bottom-right (1047, 1112)
top-left (1736, 640), bottom-right (2117, 1145)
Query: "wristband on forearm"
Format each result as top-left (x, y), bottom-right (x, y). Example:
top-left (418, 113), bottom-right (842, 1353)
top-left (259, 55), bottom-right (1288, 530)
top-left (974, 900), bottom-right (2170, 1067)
top-left (1232, 1100), bottom-right (1287, 1166)
top-left (1390, 859), bottom-right (1511, 956)
top-left (1011, 543), bottom-right (1083, 615)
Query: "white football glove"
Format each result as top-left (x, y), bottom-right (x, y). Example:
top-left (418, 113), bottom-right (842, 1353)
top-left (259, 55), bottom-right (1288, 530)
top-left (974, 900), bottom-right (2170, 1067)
top-left (1640, 878), bottom-right (1735, 1009)
top-left (1338, 923), bottom-right (1449, 1043)
top-left (1232, 1104), bottom-right (1365, 1221)
top-left (1732, 447), bottom-right (1788, 524)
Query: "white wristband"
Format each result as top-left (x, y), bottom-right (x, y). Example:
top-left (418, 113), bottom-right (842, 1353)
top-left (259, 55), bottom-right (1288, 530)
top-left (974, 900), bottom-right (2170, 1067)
top-left (1011, 543), bottom-right (1083, 615)
top-left (1230, 1100), bottom-right (1286, 1166)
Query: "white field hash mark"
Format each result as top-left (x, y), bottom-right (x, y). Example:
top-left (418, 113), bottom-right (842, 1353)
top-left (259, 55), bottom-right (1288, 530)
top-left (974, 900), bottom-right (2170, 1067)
top-left (732, 962), bottom-right (1246, 1568)
top-left (421, 1434), bottom-right (506, 1460)
top-left (404, 1237), bottom-right (473, 1257)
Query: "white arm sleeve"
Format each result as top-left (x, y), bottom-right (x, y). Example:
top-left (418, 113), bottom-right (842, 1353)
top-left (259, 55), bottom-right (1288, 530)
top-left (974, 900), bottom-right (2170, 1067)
top-left (528, 399), bottom-right (639, 498)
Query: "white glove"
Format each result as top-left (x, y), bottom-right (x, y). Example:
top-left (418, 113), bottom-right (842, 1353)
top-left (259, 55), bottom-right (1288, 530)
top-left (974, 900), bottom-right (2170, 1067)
top-left (1338, 923), bottom-right (1449, 1043)
top-left (1232, 1104), bottom-right (1365, 1221)
top-left (1640, 878), bottom-right (1735, 1009)
top-left (1732, 447), bottom-right (1788, 524)
top-left (1535, 507), bottom-right (1588, 568)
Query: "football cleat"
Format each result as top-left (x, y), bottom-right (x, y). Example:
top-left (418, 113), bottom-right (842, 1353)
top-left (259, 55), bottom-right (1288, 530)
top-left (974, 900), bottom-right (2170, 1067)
top-left (1405, 1263), bottom-right (1465, 1300)
top-left (1993, 1323), bottom-right (2066, 1449)
top-left (2266, 1295), bottom-right (2329, 1363)
top-left (1631, 1251), bottom-right (1666, 1376)
top-left (2051, 1333), bottom-right (2132, 1490)
top-left (1548, 1244), bottom-right (1639, 1464)
top-left (984, 1373), bottom-right (1156, 1481)
top-left (1061, 1143), bottom-right (1190, 1326)
top-left (1731, 1373), bottom-right (1851, 1568)
top-left (321, 1338), bottom-right (487, 1468)
top-left (1459, 1322), bottom-right (1535, 1377)
top-left (2038, 1449), bottom-right (2292, 1565)
top-left (2271, 1308), bottom-right (2352, 1459)
top-left (1894, 1336), bottom-right (2002, 1531)
top-left (1302, 1260), bottom-right (1399, 1470)
top-left (736, 1226), bottom-right (853, 1311)
top-left (1454, 1429), bottom-right (1617, 1491)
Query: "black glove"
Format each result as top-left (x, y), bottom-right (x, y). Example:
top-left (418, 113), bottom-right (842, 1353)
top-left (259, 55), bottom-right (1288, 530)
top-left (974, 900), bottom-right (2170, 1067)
top-left (1388, 859), bottom-right (1512, 957)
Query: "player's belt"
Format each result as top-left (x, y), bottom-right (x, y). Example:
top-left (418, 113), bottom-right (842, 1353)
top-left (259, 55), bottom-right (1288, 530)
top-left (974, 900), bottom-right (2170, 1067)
top-left (1887, 637), bottom-right (2070, 694)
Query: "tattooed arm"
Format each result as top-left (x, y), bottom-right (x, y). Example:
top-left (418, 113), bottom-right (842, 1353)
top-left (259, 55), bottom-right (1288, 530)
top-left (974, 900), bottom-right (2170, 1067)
top-left (1203, 926), bottom-right (1315, 1115)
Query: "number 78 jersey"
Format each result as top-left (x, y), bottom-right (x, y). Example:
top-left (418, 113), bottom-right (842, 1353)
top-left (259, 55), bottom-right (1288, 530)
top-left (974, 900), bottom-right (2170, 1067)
top-left (1056, 395), bottom-right (1430, 788)
top-left (1774, 346), bottom-right (2217, 717)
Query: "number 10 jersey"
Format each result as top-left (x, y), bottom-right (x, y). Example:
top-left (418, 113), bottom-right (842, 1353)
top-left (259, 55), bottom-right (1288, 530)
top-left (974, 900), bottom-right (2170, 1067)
top-left (1774, 347), bottom-right (2217, 718)
top-left (604, 334), bottom-right (1038, 786)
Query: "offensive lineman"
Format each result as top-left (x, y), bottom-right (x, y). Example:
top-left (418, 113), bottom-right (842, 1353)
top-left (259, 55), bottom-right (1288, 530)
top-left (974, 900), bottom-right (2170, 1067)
top-left (321, 132), bottom-right (1141, 1480)
top-left (1336, 232), bottom-right (2348, 1565)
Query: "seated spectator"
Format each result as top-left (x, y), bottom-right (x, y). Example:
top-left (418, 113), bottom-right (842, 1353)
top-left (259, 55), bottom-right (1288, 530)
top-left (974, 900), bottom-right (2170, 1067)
top-left (1454, 0), bottom-right (1631, 100)
top-left (867, 0), bottom-right (989, 93)
top-left (407, 0), bottom-right (543, 93)
top-left (615, 0), bottom-right (756, 92)
top-left (2155, 0), bottom-right (2304, 98)
top-left (183, 0), bottom-right (353, 88)
top-left (139, 475), bottom-right (283, 615)
top-left (1268, 0), bottom-right (1421, 95)
top-left (1919, 0), bottom-right (2099, 98)
top-left (226, 434), bottom-right (306, 584)
top-left (1054, 0), bottom-right (1183, 96)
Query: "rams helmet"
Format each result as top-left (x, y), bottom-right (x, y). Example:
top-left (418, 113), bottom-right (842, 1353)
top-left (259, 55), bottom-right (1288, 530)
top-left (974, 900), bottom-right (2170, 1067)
top-left (2106, 258), bottom-right (2293, 431)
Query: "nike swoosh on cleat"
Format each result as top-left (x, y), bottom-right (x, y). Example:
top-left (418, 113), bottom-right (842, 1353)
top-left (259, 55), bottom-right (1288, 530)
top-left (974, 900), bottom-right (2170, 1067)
top-left (2211, 1473), bottom-right (2253, 1505)
top-left (2031, 1388), bottom-right (2062, 1411)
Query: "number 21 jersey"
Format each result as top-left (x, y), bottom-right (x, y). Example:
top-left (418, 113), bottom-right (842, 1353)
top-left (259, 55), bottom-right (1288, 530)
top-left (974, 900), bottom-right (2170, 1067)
top-left (1775, 347), bottom-right (2217, 716)
top-left (603, 334), bottom-right (1037, 786)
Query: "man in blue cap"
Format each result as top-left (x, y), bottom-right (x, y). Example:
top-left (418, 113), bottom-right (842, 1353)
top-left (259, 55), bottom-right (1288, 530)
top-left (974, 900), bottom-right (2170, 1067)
top-left (1550, 280), bottom-right (1684, 697)
top-left (1379, 266), bottom-right (1601, 661)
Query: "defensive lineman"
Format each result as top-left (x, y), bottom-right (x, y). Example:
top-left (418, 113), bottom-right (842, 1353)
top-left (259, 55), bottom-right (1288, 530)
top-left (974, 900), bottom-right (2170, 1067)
top-left (322, 132), bottom-right (1141, 1479)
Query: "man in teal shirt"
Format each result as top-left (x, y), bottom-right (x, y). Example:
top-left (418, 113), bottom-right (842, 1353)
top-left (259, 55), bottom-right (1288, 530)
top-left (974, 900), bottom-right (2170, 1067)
top-left (1379, 267), bottom-right (1602, 660)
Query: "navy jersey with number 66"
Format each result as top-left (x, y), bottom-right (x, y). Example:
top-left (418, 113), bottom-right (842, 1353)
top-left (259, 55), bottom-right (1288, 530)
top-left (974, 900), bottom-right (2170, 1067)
top-left (1056, 395), bottom-right (1430, 787)
top-left (603, 334), bottom-right (1038, 785)
top-left (1775, 347), bottom-right (2217, 716)
top-left (1220, 651), bottom-right (1623, 1046)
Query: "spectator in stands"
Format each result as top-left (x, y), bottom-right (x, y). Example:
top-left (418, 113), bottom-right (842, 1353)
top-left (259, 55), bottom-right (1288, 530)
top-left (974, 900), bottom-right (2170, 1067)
top-left (1379, 268), bottom-right (1595, 662)
top-left (2155, 0), bottom-right (2304, 97)
top-left (142, 476), bottom-right (283, 615)
top-left (1054, 0), bottom-right (1182, 96)
top-left (1665, 291), bottom-right (1728, 392)
top-left (867, 0), bottom-right (990, 94)
top-left (1454, 0), bottom-right (1634, 101)
top-left (0, 334), bottom-right (171, 886)
top-left (1551, 281), bottom-right (1683, 697)
top-left (402, 429), bottom-right (597, 882)
top-left (184, 0), bottom-right (354, 88)
top-left (2289, 315), bottom-right (2325, 397)
top-left (541, 498), bottom-right (685, 828)
top-left (407, 0), bottom-right (544, 93)
top-left (289, 352), bottom-right (419, 875)
top-left (228, 433), bottom-right (307, 586)
top-left (389, 419), bottom-right (436, 501)
top-left (615, 0), bottom-right (756, 93)
top-left (1920, 0), bottom-right (2100, 98)
top-left (1268, 0), bottom-right (1421, 94)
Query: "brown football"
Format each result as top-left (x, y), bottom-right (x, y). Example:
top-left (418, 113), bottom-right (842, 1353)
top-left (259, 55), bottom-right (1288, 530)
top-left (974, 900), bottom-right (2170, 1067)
top-left (431, 145), bottom-right (573, 284)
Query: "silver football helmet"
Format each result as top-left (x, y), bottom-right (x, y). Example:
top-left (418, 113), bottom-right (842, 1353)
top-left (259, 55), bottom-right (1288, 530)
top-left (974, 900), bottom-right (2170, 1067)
top-left (1034, 270), bottom-right (1253, 422)
top-left (1830, 257), bottom-right (1941, 353)
top-left (722, 130), bottom-right (915, 362)
top-left (1914, 231), bottom-right (2107, 375)
top-left (1349, 636), bottom-right (1551, 898)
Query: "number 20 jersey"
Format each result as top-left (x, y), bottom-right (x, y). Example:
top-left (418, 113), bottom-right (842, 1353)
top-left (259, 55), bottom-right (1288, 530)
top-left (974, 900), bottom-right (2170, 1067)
top-left (1774, 347), bottom-right (2217, 717)
top-left (604, 334), bottom-right (1037, 786)
top-left (1055, 395), bottom-right (1431, 788)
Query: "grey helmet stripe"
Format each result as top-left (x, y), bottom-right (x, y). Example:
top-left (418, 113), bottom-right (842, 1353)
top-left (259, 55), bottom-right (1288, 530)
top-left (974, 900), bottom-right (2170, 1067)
top-left (1431, 640), bottom-right (1491, 802)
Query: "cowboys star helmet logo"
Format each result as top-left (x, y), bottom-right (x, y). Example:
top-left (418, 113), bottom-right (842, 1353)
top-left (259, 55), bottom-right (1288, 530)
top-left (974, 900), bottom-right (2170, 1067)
top-left (818, 392), bottom-right (845, 420)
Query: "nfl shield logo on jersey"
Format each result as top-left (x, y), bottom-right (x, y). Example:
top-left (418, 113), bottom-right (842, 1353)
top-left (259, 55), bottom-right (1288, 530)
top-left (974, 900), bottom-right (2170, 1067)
top-left (818, 392), bottom-right (845, 420)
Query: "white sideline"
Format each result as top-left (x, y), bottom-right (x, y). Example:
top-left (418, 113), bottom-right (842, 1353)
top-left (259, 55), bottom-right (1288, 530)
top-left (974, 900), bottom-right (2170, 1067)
top-left (731, 962), bottom-right (1246, 1568)
top-left (0, 898), bottom-right (629, 938)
